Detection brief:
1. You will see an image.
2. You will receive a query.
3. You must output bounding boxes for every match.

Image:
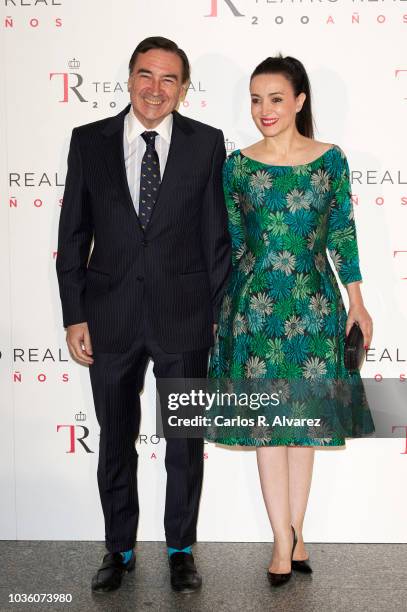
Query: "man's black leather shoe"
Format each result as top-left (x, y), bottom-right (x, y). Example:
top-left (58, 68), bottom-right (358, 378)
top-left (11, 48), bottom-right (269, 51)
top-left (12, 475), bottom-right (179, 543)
top-left (91, 552), bottom-right (135, 593)
top-left (169, 552), bottom-right (202, 593)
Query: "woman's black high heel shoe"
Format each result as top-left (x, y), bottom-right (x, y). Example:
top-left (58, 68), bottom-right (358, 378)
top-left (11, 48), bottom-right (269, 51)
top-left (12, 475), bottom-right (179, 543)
top-left (291, 534), bottom-right (313, 573)
top-left (292, 558), bottom-right (313, 574)
top-left (267, 525), bottom-right (297, 587)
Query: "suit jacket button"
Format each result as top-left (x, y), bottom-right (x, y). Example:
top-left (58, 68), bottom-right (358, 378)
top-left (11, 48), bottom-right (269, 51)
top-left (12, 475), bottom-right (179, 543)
top-left (136, 275), bottom-right (144, 281)
top-left (142, 240), bottom-right (148, 247)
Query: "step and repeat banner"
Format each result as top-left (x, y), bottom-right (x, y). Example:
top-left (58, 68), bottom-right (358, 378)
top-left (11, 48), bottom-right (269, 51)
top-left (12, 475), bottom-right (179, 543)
top-left (1, 0), bottom-right (407, 542)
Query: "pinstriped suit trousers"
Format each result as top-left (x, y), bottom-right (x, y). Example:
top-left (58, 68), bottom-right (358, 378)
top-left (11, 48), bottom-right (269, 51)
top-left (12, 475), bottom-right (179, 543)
top-left (89, 299), bottom-right (209, 552)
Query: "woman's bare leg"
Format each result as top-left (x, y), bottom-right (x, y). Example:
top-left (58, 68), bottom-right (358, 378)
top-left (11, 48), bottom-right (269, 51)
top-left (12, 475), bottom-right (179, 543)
top-left (256, 446), bottom-right (293, 573)
top-left (288, 447), bottom-right (315, 561)
top-left (256, 445), bottom-right (315, 570)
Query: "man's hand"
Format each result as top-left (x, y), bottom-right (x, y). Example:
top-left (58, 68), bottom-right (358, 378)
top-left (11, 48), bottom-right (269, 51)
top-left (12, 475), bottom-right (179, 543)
top-left (66, 322), bottom-right (94, 366)
top-left (213, 323), bottom-right (218, 338)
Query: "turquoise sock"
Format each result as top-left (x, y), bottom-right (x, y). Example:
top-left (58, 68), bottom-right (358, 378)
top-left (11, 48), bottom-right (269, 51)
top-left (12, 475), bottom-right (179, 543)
top-left (168, 546), bottom-right (192, 557)
top-left (120, 549), bottom-right (134, 564)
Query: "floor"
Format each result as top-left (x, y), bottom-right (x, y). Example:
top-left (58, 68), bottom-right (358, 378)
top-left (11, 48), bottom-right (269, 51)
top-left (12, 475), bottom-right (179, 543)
top-left (2, 541), bottom-right (406, 612)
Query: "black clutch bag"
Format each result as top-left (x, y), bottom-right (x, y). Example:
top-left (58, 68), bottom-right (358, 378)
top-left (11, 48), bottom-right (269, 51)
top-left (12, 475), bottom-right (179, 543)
top-left (344, 322), bottom-right (365, 371)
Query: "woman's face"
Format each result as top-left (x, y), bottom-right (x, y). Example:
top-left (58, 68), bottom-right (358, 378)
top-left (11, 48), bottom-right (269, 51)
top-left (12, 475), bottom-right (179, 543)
top-left (250, 72), bottom-right (305, 138)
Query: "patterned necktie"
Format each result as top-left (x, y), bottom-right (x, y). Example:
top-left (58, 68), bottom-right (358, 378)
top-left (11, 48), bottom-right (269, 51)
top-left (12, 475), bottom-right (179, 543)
top-left (139, 131), bottom-right (161, 230)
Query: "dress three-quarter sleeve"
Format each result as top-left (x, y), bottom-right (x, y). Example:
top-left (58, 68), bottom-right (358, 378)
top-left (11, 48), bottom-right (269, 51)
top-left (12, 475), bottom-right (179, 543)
top-left (326, 149), bottom-right (363, 285)
top-left (223, 154), bottom-right (244, 267)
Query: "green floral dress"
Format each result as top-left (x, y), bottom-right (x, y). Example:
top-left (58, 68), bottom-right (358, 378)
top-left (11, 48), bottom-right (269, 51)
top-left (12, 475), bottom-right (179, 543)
top-left (207, 145), bottom-right (375, 446)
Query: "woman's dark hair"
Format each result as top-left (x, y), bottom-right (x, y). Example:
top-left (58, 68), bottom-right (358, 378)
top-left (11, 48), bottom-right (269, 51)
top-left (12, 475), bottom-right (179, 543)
top-left (251, 55), bottom-right (314, 138)
top-left (128, 36), bottom-right (190, 84)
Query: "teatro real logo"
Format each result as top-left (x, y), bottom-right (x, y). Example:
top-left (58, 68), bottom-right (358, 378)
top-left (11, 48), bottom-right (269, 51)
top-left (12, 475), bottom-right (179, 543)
top-left (49, 58), bottom-right (87, 103)
top-left (49, 58), bottom-right (208, 110)
top-left (205, 0), bottom-right (244, 17)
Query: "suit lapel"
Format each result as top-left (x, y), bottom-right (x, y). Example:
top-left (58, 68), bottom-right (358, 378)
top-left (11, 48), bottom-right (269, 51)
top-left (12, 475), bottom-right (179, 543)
top-left (101, 105), bottom-right (143, 229)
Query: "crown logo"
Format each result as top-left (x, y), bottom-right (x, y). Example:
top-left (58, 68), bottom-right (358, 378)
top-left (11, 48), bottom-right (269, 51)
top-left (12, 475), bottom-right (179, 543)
top-left (68, 58), bottom-right (80, 69)
top-left (225, 138), bottom-right (235, 152)
top-left (75, 410), bottom-right (86, 422)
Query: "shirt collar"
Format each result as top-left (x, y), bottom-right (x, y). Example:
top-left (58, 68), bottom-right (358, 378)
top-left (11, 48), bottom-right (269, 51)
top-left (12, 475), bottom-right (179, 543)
top-left (125, 106), bottom-right (173, 145)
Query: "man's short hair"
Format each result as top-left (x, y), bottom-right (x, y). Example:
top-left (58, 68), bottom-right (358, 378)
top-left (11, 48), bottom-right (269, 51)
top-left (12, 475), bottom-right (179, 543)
top-left (129, 36), bottom-right (190, 84)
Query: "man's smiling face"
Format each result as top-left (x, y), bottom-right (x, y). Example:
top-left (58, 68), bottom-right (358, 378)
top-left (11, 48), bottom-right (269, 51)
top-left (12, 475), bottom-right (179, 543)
top-left (128, 48), bottom-right (187, 129)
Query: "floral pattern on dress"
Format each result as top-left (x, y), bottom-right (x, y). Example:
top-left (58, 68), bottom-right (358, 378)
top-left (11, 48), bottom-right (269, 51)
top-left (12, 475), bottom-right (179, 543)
top-left (208, 146), bottom-right (375, 446)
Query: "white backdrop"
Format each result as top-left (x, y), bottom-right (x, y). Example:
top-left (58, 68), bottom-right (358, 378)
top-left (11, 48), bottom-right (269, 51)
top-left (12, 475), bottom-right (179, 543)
top-left (1, 0), bottom-right (407, 543)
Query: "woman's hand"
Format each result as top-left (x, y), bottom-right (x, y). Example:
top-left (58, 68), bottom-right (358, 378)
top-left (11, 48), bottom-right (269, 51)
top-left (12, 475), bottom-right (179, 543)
top-left (346, 304), bottom-right (373, 348)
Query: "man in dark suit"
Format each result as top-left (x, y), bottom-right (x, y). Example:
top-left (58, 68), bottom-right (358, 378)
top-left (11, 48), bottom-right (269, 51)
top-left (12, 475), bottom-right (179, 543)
top-left (56, 36), bottom-right (231, 594)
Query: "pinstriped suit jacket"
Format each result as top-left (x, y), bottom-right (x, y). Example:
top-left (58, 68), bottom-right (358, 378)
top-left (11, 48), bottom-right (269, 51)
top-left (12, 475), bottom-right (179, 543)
top-left (56, 105), bottom-right (232, 353)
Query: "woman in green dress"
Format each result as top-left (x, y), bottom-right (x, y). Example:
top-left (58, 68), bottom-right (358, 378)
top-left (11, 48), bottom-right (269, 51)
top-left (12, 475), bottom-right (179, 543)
top-left (208, 56), bottom-right (374, 586)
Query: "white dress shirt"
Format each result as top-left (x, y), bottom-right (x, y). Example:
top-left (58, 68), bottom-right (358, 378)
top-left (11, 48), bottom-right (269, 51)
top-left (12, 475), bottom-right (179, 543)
top-left (123, 107), bottom-right (173, 214)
